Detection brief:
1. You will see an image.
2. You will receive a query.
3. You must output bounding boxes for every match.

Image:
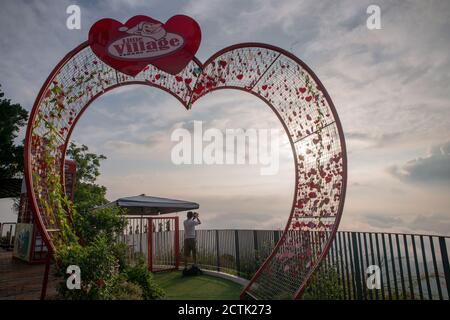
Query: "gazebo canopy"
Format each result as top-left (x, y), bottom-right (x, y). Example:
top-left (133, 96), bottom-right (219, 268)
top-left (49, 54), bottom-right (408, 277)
top-left (96, 194), bottom-right (199, 215)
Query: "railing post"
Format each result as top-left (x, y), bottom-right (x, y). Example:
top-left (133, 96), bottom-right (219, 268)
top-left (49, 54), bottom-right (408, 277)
top-left (139, 216), bottom-right (143, 254)
top-left (351, 232), bottom-right (363, 300)
top-left (216, 230), bottom-right (220, 272)
top-left (253, 230), bottom-right (258, 262)
top-left (439, 237), bottom-right (450, 299)
top-left (174, 217), bottom-right (180, 270)
top-left (147, 218), bottom-right (153, 272)
top-left (235, 230), bottom-right (241, 277)
top-left (274, 230), bottom-right (280, 246)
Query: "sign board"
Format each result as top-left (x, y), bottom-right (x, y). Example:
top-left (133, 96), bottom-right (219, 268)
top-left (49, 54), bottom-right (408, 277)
top-left (13, 223), bottom-right (33, 262)
top-left (89, 15), bottom-right (201, 76)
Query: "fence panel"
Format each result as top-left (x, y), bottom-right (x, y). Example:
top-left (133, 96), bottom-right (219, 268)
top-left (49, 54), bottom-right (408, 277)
top-left (118, 219), bottom-right (450, 300)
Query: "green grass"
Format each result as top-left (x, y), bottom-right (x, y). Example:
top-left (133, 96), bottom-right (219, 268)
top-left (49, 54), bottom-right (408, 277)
top-left (153, 271), bottom-right (242, 300)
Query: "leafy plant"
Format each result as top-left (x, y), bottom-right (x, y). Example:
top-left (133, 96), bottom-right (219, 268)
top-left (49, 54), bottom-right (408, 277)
top-left (109, 275), bottom-right (143, 300)
top-left (54, 235), bottom-right (119, 300)
top-left (67, 142), bottom-right (108, 214)
top-left (124, 256), bottom-right (166, 300)
top-left (53, 206), bottom-right (165, 300)
top-left (0, 85), bottom-right (28, 179)
top-left (240, 240), bottom-right (274, 279)
top-left (301, 265), bottom-right (344, 300)
top-left (74, 206), bottom-right (127, 244)
top-left (112, 242), bottom-right (130, 272)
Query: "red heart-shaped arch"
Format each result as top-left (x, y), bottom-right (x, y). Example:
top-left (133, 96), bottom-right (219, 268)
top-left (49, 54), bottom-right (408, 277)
top-left (25, 41), bottom-right (346, 300)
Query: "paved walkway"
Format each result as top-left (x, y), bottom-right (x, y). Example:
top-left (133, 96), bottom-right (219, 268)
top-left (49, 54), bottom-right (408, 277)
top-left (0, 249), bottom-right (57, 300)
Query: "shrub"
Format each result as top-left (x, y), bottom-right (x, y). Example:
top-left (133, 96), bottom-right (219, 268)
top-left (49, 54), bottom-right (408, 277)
top-left (124, 257), bottom-right (165, 300)
top-left (240, 241), bottom-right (275, 279)
top-left (301, 266), bottom-right (344, 300)
top-left (74, 206), bottom-right (127, 244)
top-left (54, 235), bottom-right (119, 300)
top-left (112, 242), bottom-right (130, 272)
top-left (54, 206), bottom-right (165, 300)
top-left (110, 275), bottom-right (143, 300)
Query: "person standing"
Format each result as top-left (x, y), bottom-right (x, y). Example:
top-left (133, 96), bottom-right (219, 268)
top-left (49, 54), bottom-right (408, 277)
top-left (183, 211), bottom-right (201, 269)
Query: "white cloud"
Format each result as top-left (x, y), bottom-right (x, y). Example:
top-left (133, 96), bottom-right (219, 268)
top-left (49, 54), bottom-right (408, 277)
top-left (388, 141), bottom-right (450, 185)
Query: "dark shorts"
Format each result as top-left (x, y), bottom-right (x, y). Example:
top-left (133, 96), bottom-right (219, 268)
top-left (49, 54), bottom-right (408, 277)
top-left (184, 238), bottom-right (196, 257)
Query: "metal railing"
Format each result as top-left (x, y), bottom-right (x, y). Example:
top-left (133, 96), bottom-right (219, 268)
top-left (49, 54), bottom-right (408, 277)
top-left (0, 222), bottom-right (16, 249)
top-left (191, 230), bottom-right (450, 300)
top-left (120, 222), bottom-right (450, 300)
top-left (320, 231), bottom-right (450, 300)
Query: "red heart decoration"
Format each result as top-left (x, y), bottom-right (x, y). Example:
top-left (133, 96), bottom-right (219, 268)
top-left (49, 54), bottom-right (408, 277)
top-left (89, 15), bottom-right (201, 76)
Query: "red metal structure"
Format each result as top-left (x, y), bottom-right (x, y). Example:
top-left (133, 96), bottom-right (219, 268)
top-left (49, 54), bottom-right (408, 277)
top-left (24, 41), bottom-right (347, 299)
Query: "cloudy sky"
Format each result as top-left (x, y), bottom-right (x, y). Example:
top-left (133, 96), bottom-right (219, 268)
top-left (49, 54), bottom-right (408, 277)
top-left (0, 0), bottom-right (449, 235)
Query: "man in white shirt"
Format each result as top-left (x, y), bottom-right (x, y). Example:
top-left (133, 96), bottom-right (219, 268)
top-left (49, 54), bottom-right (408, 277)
top-left (183, 211), bottom-right (201, 269)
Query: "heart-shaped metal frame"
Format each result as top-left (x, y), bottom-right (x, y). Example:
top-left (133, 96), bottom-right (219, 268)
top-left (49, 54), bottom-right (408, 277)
top-left (24, 41), bottom-right (347, 299)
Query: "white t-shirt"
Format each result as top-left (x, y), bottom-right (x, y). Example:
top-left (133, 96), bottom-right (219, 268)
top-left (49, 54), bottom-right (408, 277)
top-left (184, 219), bottom-right (200, 239)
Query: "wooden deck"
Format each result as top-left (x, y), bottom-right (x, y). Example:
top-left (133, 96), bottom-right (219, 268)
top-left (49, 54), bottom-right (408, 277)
top-left (0, 249), bottom-right (57, 300)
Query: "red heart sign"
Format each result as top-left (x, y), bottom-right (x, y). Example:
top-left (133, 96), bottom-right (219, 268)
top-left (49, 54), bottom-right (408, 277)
top-left (89, 15), bottom-right (201, 76)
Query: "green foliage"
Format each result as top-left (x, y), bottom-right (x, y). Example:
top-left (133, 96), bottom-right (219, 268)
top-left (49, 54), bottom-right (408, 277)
top-left (54, 234), bottom-right (165, 300)
top-left (301, 265), bottom-right (344, 300)
top-left (124, 256), bottom-right (166, 300)
top-left (67, 142), bottom-right (106, 184)
top-left (0, 85), bottom-right (28, 178)
top-left (72, 183), bottom-right (108, 214)
top-left (66, 142), bottom-right (108, 213)
top-left (112, 242), bottom-right (130, 272)
top-left (240, 241), bottom-right (274, 279)
top-left (54, 206), bottom-right (165, 300)
top-left (74, 206), bottom-right (127, 244)
top-left (54, 235), bottom-right (119, 300)
top-left (109, 276), bottom-right (143, 300)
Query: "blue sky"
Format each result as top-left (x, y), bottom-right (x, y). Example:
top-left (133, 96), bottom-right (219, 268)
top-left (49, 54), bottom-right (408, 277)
top-left (0, 0), bottom-right (449, 234)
